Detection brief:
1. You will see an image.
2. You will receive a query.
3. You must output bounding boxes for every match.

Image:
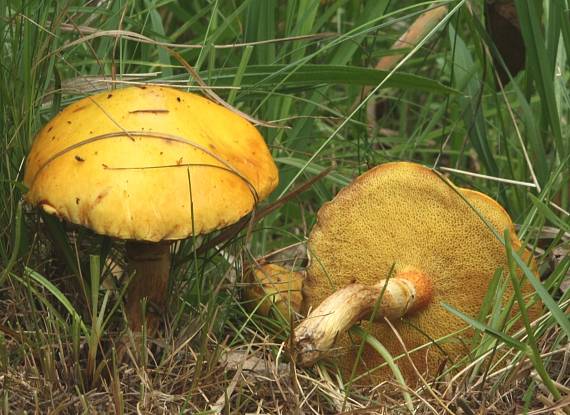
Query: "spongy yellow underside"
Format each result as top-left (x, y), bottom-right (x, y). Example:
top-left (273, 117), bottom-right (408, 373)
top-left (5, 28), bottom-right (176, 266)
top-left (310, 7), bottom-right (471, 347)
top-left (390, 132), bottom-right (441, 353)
top-left (305, 162), bottom-right (537, 384)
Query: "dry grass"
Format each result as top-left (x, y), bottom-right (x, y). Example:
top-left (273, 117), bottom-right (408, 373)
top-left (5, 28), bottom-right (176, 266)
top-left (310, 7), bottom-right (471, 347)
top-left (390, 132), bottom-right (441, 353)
top-left (1, 232), bottom-right (568, 414)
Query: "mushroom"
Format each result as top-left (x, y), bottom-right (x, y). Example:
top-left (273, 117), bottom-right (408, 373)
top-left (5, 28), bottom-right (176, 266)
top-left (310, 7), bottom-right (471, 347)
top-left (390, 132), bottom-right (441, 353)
top-left (244, 263), bottom-right (304, 318)
top-left (24, 85), bottom-right (279, 332)
top-left (248, 162), bottom-right (537, 382)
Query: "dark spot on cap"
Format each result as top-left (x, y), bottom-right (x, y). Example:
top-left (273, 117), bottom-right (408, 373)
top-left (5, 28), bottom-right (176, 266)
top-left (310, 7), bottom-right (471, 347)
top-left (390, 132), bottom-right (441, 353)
top-left (75, 155), bottom-right (85, 162)
top-left (160, 151), bottom-right (163, 155)
top-left (51, 136), bottom-right (56, 141)
top-left (67, 121), bottom-right (72, 125)
top-left (176, 97), bottom-right (181, 102)
top-left (176, 157), bottom-right (183, 165)
top-left (95, 189), bottom-right (110, 204)
top-left (102, 163), bottom-right (108, 169)
top-left (89, 130), bottom-right (93, 134)
top-left (107, 94), bottom-right (113, 99)
top-left (73, 105), bottom-right (87, 113)
top-left (75, 198), bottom-right (80, 204)
top-left (209, 144), bottom-right (217, 150)
top-left (129, 109), bottom-right (169, 114)
top-left (94, 151), bottom-right (98, 155)
top-left (47, 126), bottom-right (53, 132)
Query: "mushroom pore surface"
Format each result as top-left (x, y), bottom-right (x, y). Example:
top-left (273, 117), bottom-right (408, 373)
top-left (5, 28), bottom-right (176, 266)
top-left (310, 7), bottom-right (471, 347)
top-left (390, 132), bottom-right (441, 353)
top-left (303, 162), bottom-right (538, 383)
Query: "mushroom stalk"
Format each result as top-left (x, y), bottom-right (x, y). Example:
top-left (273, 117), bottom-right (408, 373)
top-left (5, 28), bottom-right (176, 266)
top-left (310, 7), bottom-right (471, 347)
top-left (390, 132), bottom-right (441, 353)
top-left (293, 270), bottom-right (432, 367)
top-left (125, 241), bottom-right (171, 333)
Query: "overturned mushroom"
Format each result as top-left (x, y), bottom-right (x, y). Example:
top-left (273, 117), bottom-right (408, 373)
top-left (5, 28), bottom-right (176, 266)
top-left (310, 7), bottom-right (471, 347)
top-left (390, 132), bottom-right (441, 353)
top-left (24, 85), bottom-right (278, 332)
top-left (248, 162), bottom-right (537, 383)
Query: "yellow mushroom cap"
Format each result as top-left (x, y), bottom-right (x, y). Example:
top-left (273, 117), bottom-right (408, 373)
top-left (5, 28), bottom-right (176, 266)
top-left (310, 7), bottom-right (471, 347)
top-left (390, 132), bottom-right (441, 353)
top-left (24, 86), bottom-right (279, 241)
top-left (305, 161), bottom-right (537, 382)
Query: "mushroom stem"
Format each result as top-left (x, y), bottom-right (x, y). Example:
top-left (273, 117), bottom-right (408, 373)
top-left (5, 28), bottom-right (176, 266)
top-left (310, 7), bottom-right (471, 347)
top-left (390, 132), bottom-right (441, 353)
top-left (125, 241), bottom-right (171, 333)
top-left (293, 269), bottom-right (432, 367)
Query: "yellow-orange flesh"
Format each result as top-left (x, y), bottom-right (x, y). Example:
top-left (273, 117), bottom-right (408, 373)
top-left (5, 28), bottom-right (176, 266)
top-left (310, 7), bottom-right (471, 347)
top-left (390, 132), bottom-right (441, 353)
top-left (302, 162), bottom-right (537, 384)
top-left (244, 263), bottom-right (305, 318)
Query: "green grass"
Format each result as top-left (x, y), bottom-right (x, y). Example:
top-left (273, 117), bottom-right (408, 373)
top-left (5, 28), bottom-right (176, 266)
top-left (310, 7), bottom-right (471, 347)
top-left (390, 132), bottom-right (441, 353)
top-left (1, 0), bottom-right (569, 413)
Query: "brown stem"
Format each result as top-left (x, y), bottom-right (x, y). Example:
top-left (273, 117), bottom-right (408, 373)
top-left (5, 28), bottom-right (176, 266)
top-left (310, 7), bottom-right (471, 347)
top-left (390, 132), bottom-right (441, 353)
top-left (125, 241), bottom-right (171, 333)
top-left (293, 269), bottom-right (432, 367)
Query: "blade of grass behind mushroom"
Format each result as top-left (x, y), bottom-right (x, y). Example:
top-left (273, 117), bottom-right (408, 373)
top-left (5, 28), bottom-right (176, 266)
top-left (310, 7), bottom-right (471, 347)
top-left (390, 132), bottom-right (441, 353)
top-left (194, 167), bottom-right (332, 257)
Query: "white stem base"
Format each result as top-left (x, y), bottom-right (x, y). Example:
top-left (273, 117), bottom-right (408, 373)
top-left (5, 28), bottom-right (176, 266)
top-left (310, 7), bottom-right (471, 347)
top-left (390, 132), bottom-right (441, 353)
top-left (293, 270), bottom-right (432, 367)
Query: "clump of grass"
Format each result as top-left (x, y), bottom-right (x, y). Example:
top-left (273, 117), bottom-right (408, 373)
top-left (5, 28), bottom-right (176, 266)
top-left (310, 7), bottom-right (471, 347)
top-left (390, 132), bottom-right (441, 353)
top-left (1, 1), bottom-right (568, 413)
